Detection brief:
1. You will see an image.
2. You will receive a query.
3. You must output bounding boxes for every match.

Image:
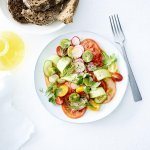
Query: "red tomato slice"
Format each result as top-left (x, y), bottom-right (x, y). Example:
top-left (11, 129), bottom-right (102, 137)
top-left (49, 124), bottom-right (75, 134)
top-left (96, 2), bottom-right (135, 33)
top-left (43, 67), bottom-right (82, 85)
top-left (56, 97), bottom-right (64, 105)
top-left (62, 102), bottom-right (87, 119)
top-left (81, 39), bottom-right (103, 66)
top-left (56, 46), bottom-right (63, 57)
top-left (100, 80), bottom-right (107, 92)
top-left (112, 72), bottom-right (123, 82)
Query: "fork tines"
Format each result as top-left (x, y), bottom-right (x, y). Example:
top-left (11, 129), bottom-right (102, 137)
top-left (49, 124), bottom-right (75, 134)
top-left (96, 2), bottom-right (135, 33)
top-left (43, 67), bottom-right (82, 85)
top-left (109, 14), bottom-right (125, 40)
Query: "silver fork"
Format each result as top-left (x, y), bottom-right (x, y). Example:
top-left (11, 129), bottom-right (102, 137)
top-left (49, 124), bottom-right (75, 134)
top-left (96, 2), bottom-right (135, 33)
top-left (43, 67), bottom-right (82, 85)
top-left (109, 14), bottom-right (142, 102)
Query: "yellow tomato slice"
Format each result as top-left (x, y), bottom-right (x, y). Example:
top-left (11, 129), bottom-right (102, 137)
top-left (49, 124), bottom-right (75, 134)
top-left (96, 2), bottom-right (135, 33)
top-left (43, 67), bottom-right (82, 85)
top-left (76, 86), bottom-right (84, 93)
top-left (58, 85), bottom-right (68, 97)
top-left (88, 100), bottom-right (101, 111)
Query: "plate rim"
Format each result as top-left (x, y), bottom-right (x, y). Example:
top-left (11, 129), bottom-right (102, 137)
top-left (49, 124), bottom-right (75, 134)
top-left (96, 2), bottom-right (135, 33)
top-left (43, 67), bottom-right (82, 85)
top-left (34, 31), bottom-right (128, 124)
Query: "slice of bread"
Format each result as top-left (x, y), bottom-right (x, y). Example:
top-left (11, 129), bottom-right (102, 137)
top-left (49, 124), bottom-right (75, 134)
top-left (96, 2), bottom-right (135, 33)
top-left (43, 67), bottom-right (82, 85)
top-left (23, 0), bottom-right (64, 12)
top-left (22, 3), bottom-right (63, 25)
top-left (8, 0), bottom-right (28, 24)
top-left (57, 0), bottom-right (79, 24)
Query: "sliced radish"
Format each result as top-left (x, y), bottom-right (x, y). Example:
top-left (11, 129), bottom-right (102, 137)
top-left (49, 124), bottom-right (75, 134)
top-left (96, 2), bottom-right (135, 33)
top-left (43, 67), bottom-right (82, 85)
top-left (75, 61), bottom-right (85, 73)
top-left (49, 74), bottom-right (59, 83)
top-left (87, 62), bottom-right (97, 72)
top-left (71, 36), bottom-right (80, 46)
top-left (74, 58), bottom-right (84, 63)
top-left (72, 45), bottom-right (84, 59)
top-left (71, 83), bottom-right (78, 89)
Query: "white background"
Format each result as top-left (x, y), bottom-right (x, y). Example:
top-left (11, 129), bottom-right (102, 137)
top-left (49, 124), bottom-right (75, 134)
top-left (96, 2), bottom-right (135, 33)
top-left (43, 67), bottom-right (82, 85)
top-left (1, 0), bottom-right (150, 150)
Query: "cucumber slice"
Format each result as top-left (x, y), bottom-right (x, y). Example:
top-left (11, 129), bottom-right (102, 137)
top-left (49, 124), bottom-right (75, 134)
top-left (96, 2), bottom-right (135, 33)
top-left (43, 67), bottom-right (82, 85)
top-left (82, 50), bottom-right (93, 62)
top-left (69, 93), bottom-right (80, 102)
top-left (48, 55), bottom-right (60, 66)
top-left (94, 69), bottom-right (111, 81)
top-left (62, 74), bottom-right (77, 82)
top-left (57, 57), bottom-right (71, 73)
top-left (91, 82), bottom-right (101, 88)
top-left (67, 46), bottom-right (73, 57)
top-left (60, 39), bottom-right (71, 49)
top-left (61, 64), bottom-right (75, 76)
top-left (94, 95), bottom-right (107, 104)
top-left (83, 77), bottom-right (93, 86)
top-left (90, 87), bottom-right (106, 98)
top-left (43, 60), bottom-right (53, 77)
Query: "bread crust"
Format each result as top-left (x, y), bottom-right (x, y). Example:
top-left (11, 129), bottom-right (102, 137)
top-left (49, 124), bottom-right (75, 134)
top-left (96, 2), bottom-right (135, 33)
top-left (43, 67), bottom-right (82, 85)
top-left (8, 0), bottom-right (28, 23)
top-left (57, 0), bottom-right (79, 24)
top-left (22, 3), bottom-right (63, 25)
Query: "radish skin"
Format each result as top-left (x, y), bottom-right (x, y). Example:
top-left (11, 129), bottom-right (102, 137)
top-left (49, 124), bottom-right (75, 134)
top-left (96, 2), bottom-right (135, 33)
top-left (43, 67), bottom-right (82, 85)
top-left (71, 36), bottom-right (80, 46)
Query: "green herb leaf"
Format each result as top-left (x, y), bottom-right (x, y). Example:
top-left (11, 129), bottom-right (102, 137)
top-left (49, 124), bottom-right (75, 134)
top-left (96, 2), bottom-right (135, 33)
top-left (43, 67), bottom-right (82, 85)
top-left (54, 88), bottom-right (62, 97)
top-left (83, 77), bottom-right (93, 86)
top-left (39, 88), bottom-right (44, 93)
top-left (84, 86), bottom-right (91, 94)
top-left (102, 52), bottom-right (117, 66)
top-left (76, 75), bottom-right (83, 85)
top-left (46, 83), bottom-right (57, 95)
top-left (48, 94), bottom-right (56, 104)
top-left (91, 82), bottom-right (100, 88)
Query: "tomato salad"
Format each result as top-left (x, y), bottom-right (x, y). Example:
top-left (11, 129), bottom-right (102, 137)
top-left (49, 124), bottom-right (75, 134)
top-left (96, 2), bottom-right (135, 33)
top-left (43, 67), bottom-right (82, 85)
top-left (43, 36), bottom-right (123, 119)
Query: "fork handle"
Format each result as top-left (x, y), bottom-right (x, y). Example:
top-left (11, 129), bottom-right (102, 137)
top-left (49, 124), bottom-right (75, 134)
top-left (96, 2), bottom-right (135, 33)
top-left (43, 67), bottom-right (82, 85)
top-left (121, 44), bottom-right (142, 102)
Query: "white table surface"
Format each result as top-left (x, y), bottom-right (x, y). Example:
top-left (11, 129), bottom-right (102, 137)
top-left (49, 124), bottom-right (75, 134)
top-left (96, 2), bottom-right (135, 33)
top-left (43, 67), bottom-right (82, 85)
top-left (0, 0), bottom-right (150, 150)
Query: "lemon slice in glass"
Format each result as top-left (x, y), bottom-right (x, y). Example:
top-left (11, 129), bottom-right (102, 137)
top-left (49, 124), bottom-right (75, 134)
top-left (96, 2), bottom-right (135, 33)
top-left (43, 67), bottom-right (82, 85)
top-left (0, 32), bottom-right (25, 70)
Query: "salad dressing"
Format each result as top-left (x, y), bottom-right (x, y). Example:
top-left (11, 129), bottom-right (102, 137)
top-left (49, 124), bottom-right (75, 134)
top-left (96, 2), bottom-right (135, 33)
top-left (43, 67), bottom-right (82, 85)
top-left (0, 32), bottom-right (25, 70)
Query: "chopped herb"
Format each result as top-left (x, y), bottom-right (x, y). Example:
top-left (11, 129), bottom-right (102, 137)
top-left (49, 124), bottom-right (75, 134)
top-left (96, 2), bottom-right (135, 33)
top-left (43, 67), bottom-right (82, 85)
top-left (102, 52), bottom-right (117, 66)
top-left (75, 75), bottom-right (83, 85)
top-left (54, 88), bottom-right (62, 97)
top-left (84, 86), bottom-right (91, 94)
top-left (48, 94), bottom-right (56, 104)
top-left (91, 82), bottom-right (100, 88)
top-left (39, 88), bottom-right (44, 93)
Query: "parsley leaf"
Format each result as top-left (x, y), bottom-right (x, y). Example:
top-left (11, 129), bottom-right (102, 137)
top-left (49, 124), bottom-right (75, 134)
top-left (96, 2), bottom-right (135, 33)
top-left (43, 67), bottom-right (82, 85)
top-left (54, 88), bottom-right (62, 97)
top-left (48, 95), bottom-right (56, 104)
top-left (102, 52), bottom-right (117, 66)
top-left (84, 86), bottom-right (91, 94)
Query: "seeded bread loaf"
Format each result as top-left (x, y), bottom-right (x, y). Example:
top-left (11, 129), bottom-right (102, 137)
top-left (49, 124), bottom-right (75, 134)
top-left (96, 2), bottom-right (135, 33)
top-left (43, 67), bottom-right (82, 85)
top-left (8, 0), bottom-right (28, 23)
top-left (57, 0), bottom-right (79, 24)
top-left (23, 0), bottom-right (64, 12)
top-left (8, 0), bottom-right (79, 25)
top-left (22, 3), bottom-right (63, 25)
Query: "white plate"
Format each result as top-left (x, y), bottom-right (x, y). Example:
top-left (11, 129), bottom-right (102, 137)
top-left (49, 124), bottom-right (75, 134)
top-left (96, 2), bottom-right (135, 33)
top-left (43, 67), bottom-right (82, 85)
top-left (0, 0), bottom-right (66, 34)
top-left (34, 31), bottom-right (128, 123)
